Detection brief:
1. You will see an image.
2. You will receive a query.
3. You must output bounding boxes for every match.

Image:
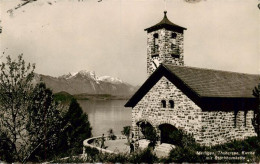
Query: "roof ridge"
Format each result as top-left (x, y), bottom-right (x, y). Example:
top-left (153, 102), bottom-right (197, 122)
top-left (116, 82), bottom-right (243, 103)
top-left (162, 63), bottom-right (260, 77)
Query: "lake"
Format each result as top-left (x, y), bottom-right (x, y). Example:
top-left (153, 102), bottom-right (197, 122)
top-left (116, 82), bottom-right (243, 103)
top-left (78, 100), bottom-right (132, 136)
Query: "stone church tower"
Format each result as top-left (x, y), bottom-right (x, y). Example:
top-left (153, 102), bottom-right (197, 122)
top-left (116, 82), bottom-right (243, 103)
top-left (145, 11), bottom-right (186, 76)
top-left (126, 11), bottom-right (259, 147)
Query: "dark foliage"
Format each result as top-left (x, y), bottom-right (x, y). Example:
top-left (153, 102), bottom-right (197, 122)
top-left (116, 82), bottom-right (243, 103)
top-left (121, 126), bottom-right (131, 139)
top-left (56, 98), bottom-right (92, 156)
top-left (129, 148), bottom-right (158, 163)
top-left (0, 131), bottom-right (15, 162)
top-left (26, 83), bottom-right (63, 162)
top-left (53, 91), bottom-right (74, 104)
top-left (166, 146), bottom-right (203, 163)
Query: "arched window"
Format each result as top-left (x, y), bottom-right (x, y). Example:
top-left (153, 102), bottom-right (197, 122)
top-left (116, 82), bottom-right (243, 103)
top-left (171, 33), bottom-right (177, 47)
top-left (169, 100), bottom-right (174, 108)
top-left (153, 33), bottom-right (159, 53)
top-left (161, 100), bottom-right (166, 108)
top-left (166, 82), bottom-right (169, 89)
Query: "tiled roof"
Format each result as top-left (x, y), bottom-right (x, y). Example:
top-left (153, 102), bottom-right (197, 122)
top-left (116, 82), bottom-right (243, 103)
top-left (125, 64), bottom-right (259, 108)
top-left (145, 11), bottom-right (187, 32)
top-left (164, 64), bottom-right (260, 98)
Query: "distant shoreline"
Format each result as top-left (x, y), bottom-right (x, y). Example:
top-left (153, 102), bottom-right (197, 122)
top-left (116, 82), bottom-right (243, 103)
top-left (74, 93), bottom-right (130, 101)
top-left (54, 91), bottom-right (130, 102)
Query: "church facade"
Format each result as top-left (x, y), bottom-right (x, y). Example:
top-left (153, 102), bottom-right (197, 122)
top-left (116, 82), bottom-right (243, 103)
top-left (125, 11), bottom-right (259, 146)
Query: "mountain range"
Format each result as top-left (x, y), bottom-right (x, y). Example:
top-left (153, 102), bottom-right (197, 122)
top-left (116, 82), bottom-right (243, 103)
top-left (33, 70), bottom-right (138, 98)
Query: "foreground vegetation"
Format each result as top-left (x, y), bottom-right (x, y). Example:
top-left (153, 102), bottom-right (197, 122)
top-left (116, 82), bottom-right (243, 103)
top-left (1, 55), bottom-right (259, 163)
top-left (0, 55), bottom-right (92, 163)
top-left (53, 135), bottom-right (259, 163)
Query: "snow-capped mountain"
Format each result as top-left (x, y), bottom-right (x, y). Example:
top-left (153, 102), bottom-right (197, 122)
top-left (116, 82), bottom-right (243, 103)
top-left (34, 71), bottom-right (137, 97)
top-left (98, 76), bottom-right (123, 84)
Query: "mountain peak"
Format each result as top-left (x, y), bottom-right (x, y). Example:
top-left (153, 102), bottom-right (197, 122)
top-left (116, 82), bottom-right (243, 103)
top-left (77, 70), bottom-right (97, 80)
top-left (35, 71), bottom-right (137, 96)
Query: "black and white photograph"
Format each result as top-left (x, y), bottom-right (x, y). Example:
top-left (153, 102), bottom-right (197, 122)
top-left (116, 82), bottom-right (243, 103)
top-left (0, 0), bottom-right (259, 163)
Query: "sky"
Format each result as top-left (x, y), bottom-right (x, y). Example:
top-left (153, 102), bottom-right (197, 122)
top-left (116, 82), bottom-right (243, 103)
top-left (0, 0), bottom-right (259, 85)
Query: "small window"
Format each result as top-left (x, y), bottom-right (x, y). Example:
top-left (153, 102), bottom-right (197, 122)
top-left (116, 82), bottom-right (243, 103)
top-left (169, 100), bottom-right (174, 108)
top-left (166, 82), bottom-right (169, 88)
top-left (161, 100), bottom-right (166, 108)
top-left (171, 54), bottom-right (180, 58)
top-left (171, 33), bottom-right (177, 46)
top-left (171, 33), bottom-right (177, 39)
top-left (244, 111), bottom-right (248, 127)
top-left (153, 33), bottom-right (159, 38)
top-left (153, 33), bottom-right (159, 53)
top-left (234, 110), bottom-right (238, 128)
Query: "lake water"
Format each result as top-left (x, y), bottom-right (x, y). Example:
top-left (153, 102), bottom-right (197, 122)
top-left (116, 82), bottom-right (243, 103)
top-left (78, 100), bottom-right (132, 137)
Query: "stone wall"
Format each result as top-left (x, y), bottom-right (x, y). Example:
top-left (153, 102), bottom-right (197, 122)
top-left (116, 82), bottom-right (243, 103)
top-left (132, 77), bottom-right (202, 143)
top-left (132, 76), bottom-right (257, 146)
top-left (147, 29), bottom-right (184, 76)
top-left (199, 110), bottom-right (256, 146)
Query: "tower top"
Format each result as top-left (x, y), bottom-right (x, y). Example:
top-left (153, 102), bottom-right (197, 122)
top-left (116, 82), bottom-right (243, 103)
top-left (144, 11), bottom-right (187, 33)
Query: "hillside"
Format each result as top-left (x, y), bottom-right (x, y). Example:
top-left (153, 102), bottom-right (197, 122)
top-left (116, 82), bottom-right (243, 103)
top-left (34, 71), bottom-right (137, 99)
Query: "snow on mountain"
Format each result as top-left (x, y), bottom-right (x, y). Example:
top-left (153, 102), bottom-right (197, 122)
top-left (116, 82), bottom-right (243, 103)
top-left (59, 70), bottom-right (97, 80)
top-left (98, 76), bottom-right (123, 84)
top-left (36, 70), bottom-right (137, 96)
top-left (77, 70), bottom-right (97, 80)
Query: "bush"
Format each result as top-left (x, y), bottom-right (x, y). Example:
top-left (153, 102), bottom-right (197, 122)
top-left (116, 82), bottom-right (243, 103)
top-left (83, 146), bottom-right (100, 162)
top-left (166, 146), bottom-right (203, 163)
top-left (129, 148), bottom-right (158, 163)
top-left (99, 152), bottom-right (128, 163)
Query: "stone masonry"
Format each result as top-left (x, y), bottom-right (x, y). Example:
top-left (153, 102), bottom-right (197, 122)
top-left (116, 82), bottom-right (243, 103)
top-left (132, 77), bottom-right (256, 146)
top-left (147, 29), bottom-right (184, 76)
top-left (128, 12), bottom-right (257, 147)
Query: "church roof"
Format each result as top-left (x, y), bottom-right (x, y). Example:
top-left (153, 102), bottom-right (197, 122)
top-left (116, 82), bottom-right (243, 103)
top-left (144, 11), bottom-right (187, 33)
top-left (125, 64), bottom-right (260, 110)
top-left (164, 64), bottom-right (259, 98)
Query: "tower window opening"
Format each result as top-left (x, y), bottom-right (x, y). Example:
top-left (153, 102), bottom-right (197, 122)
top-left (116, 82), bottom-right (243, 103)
top-left (171, 33), bottom-right (177, 39)
top-left (153, 33), bottom-right (159, 53)
top-left (161, 100), bottom-right (166, 108)
top-left (244, 111), bottom-right (247, 127)
top-left (169, 100), bottom-right (174, 108)
top-left (171, 33), bottom-right (177, 46)
top-left (234, 110), bottom-right (238, 128)
top-left (171, 54), bottom-right (180, 58)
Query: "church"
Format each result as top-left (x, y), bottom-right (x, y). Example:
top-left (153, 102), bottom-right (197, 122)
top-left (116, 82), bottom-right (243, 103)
top-left (125, 11), bottom-right (259, 146)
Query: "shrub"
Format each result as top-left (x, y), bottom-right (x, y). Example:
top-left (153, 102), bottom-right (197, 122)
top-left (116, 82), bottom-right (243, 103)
top-left (129, 148), bottom-right (158, 163)
top-left (166, 146), bottom-right (203, 163)
top-left (83, 146), bottom-right (100, 162)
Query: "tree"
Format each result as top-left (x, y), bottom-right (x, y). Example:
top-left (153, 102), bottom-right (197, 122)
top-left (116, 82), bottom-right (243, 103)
top-left (25, 83), bottom-right (64, 162)
top-left (121, 126), bottom-right (131, 142)
top-left (57, 98), bottom-right (92, 155)
top-left (253, 83), bottom-right (260, 138)
top-left (0, 54), bottom-right (35, 161)
top-left (0, 55), bottom-right (63, 162)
